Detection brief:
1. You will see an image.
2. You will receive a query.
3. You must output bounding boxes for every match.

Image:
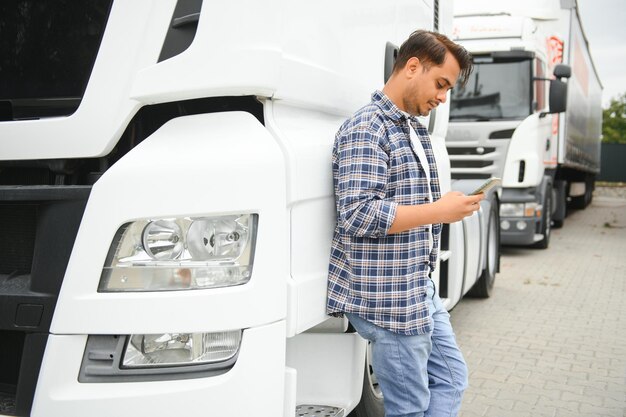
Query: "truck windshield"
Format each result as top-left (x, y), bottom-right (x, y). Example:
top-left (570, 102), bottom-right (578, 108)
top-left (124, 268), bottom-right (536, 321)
top-left (0, 0), bottom-right (113, 121)
top-left (450, 59), bottom-right (532, 121)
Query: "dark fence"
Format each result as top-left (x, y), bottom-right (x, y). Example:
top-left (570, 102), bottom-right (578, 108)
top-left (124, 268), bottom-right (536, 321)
top-left (599, 143), bottom-right (626, 182)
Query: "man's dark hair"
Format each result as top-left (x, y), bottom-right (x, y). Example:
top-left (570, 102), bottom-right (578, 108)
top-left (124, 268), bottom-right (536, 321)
top-left (393, 30), bottom-right (473, 87)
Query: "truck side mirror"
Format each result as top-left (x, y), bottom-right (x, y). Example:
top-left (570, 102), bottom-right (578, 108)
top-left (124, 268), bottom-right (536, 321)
top-left (538, 64), bottom-right (571, 116)
top-left (384, 42), bottom-right (399, 83)
top-left (547, 79), bottom-right (568, 114)
top-left (553, 64), bottom-right (571, 79)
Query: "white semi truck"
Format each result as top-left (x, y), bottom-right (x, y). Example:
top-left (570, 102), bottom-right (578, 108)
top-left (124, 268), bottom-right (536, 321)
top-left (446, 0), bottom-right (602, 248)
top-left (0, 1), bottom-right (499, 416)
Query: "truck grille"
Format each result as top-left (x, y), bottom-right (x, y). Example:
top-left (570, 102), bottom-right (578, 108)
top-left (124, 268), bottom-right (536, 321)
top-left (447, 147), bottom-right (496, 156)
top-left (446, 123), bottom-right (518, 181)
top-left (450, 160), bottom-right (493, 168)
top-left (0, 186), bottom-right (90, 417)
top-left (0, 205), bottom-right (37, 275)
top-left (447, 146), bottom-right (500, 179)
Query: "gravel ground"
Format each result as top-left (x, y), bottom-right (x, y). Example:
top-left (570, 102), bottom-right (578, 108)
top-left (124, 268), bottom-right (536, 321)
top-left (594, 184), bottom-right (626, 200)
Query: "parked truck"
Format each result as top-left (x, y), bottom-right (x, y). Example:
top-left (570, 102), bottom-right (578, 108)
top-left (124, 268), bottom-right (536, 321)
top-left (0, 1), bottom-right (499, 416)
top-left (446, 0), bottom-right (603, 248)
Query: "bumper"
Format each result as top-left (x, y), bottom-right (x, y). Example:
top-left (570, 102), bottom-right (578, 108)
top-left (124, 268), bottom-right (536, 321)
top-left (31, 321), bottom-right (287, 417)
top-left (500, 216), bottom-right (537, 245)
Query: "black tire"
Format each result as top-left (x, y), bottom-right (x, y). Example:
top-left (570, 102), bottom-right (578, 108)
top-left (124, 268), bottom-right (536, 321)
top-left (586, 180), bottom-right (594, 206)
top-left (468, 200), bottom-right (499, 298)
top-left (349, 345), bottom-right (384, 417)
top-left (552, 183), bottom-right (565, 229)
top-left (533, 187), bottom-right (552, 249)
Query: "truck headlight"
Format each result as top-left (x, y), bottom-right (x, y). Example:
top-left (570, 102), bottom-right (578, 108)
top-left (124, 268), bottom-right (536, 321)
top-left (500, 203), bottom-right (524, 217)
top-left (500, 203), bottom-right (539, 218)
top-left (99, 214), bottom-right (257, 292)
top-left (122, 330), bottom-right (242, 368)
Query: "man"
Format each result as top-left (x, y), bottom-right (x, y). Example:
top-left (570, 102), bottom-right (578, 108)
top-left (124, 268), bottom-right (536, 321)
top-left (327, 30), bottom-right (481, 417)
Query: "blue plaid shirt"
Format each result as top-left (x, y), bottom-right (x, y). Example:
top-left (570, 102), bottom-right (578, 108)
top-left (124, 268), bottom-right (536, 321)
top-left (327, 91), bottom-right (442, 335)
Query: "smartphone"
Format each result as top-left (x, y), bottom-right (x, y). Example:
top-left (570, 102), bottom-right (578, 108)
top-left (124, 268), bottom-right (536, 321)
top-left (470, 177), bottom-right (501, 195)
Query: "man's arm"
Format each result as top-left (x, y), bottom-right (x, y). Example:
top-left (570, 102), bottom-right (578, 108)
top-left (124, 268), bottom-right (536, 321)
top-left (335, 127), bottom-right (398, 238)
top-left (387, 191), bottom-right (484, 234)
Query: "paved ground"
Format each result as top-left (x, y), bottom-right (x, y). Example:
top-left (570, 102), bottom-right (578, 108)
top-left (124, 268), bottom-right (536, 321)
top-left (451, 187), bottom-right (626, 417)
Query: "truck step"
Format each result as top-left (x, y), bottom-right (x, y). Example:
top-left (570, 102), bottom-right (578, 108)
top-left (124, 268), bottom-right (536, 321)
top-left (296, 404), bottom-right (345, 417)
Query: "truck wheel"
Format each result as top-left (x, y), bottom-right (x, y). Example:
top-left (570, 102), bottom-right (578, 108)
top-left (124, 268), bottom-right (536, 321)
top-left (468, 201), bottom-right (499, 298)
top-left (534, 189), bottom-right (552, 249)
top-left (349, 345), bottom-right (384, 417)
top-left (552, 183), bottom-right (565, 228)
top-left (585, 178), bottom-right (594, 206)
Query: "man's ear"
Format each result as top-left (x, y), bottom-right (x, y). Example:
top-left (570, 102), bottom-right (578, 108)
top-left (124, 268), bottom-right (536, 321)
top-left (405, 57), bottom-right (421, 78)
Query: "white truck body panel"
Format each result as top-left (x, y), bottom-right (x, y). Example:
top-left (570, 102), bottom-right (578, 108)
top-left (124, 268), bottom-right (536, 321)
top-left (454, 0), bottom-right (562, 20)
top-left (0, 0), bottom-right (434, 161)
top-left (501, 114), bottom-right (553, 189)
top-left (34, 322), bottom-right (287, 417)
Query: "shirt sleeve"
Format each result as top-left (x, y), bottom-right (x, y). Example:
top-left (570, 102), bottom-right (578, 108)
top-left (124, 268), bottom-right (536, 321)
top-left (334, 127), bottom-right (397, 238)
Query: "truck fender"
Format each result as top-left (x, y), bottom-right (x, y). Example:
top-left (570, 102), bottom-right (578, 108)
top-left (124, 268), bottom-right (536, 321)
top-left (538, 175), bottom-right (553, 211)
top-left (502, 113), bottom-right (551, 188)
top-left (52, 111), bottom-right (289, 335)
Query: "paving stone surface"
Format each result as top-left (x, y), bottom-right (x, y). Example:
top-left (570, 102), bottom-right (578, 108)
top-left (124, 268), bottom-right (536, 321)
top-left (451, 188), bottom-right (626, 417)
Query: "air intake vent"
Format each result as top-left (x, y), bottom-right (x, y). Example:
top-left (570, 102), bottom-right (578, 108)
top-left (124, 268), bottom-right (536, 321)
top-left (452, 173), bottom-right (491, 180)
top-left (450, 160), bottom-right (493, 169)
top-left (447, 147), bottom-right (496, 156)
top-left (159, 0), bottom-right (204, 62)
top-left (489, 129), bottom-right (515, 139)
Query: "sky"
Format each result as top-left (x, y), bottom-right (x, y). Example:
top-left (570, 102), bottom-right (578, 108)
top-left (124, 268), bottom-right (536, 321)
top-left (577, 0), bottom-right (626, 107)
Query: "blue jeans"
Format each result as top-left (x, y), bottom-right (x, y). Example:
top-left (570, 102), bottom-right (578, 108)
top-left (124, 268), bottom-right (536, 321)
top-left (346, 280), bottom-right (468, 417)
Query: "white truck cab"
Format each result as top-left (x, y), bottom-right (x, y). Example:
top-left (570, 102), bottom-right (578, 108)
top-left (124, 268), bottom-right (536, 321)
top-left (0, 1), bottom-right (498, 416)
top-left (447, 0), bottom-right (602, 249)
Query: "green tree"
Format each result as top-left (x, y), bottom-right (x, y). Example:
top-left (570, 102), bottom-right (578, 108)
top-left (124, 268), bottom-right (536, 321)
top-left (602, 93), bottom-right (626, 144)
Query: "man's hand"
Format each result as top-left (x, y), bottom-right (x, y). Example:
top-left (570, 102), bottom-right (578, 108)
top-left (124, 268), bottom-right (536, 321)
top-left (433, 191), bottom-right (484, 223)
